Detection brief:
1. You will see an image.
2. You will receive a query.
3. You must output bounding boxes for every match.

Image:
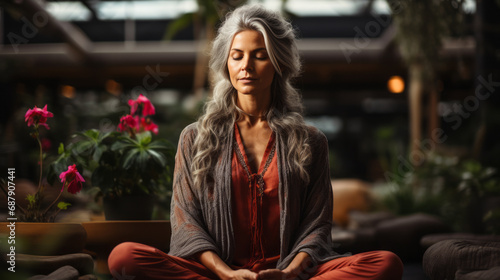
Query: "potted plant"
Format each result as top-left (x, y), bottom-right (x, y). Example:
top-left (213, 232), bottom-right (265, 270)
top-left (0, 105), bottom-right (87, 256)
top-left (382, 151), bottom-right (499, 233)
top-left (48, 94), bottom-right (174, 220)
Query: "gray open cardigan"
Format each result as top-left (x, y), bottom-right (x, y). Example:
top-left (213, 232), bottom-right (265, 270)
top-left (168, 123), bottom-right (345, 270)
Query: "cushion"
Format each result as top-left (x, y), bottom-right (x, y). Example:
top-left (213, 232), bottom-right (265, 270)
top-left (455, 266), bottom-right (500, 280)
top-left (28, 265), bottom-right (79, 280)
top-left (17, 253), bottom-right (94, 276)
top-left (423, 240), bottom-right (500, 280)
top-left (348, 211), bottom-right (395, 230)
top-left (421, 233), bottom-right (500, 249)
top-left (331, 179), bottom-right (374, 227)
top-left (376, 213), bottom-right (449, 261)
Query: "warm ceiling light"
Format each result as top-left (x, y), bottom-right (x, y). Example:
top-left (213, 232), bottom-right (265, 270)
top-left (61, 85), bottom-right (75, 99)
top-left (387, 76), bottom-right (405, 94)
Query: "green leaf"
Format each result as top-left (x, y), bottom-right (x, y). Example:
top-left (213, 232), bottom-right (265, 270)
top-left (137, 150), bottom-right (149, 170)
top-left (93, 146), bottom-right (104, 162)
top-left (148, 149), bottom-right (167, 167)
top-left (148, 139), bottom-right (173, 150)
top-left (26, 194), bottom-right (36, 205)
top-left (123, 149), bottom-right (141, 169)
top-left (83, 129), bottom-right (100, 139)
top-left (101, 131), bottom-right (120, 145)
top-left (112, 140), bottom-right (136, 151)
top-left (73, 140), bottom-right (95, 156)
top-left (57, 202), bottom-right (71, 210)
top-left (58, 143), bottom-right (65, 154)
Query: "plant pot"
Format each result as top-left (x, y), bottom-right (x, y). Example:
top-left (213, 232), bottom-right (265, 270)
top-left (103, 195), bottom-right (155, 220)
top-left (82, 220), bottom-right (171, 275)
top-left (0, 222), bottom-right (87, 256)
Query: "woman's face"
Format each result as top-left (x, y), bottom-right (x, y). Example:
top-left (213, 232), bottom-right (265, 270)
top-left (227, 30), bottom-right (276, 96)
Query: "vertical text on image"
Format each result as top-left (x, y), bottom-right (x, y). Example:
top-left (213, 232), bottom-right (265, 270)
top-left (6, 168), bottom-right (17, 273)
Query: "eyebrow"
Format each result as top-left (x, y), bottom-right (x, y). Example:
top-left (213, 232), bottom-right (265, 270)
top-left (230, 48), bottom-right (267, 53)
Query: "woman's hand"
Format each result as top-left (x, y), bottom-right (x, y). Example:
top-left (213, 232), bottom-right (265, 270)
top-left (197, 251), bottom-right (258, 280)
top-left (225, 269), bottom-right (259, 280)
top-left (257, 268), bottom-right (292, 280)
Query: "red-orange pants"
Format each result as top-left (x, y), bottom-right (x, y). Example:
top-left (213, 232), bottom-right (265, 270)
top-left (108, 242), bottom-right (403, 280)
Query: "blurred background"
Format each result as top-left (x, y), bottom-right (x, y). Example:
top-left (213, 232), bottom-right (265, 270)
top-left (1, 0), bottom-right (499, 234)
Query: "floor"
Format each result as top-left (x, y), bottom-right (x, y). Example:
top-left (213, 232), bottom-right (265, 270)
top-left (403, 262), bottom-right (430, 280)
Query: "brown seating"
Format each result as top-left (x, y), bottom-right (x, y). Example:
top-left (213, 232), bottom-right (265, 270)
top-left (0, 253), bottom-right (95, 280)
top-left (17, 253), bottom-right (94, 276)
top-left (421, 233), bottom-right (500, 249)
top-left (423, 239), bottom-right (500, 280)
top-left (28, 265), bottom-right (80, 280)
top-left (375, 213), bottom-right (450, 261)
top-left (332, 212), bottom-right (450, 262)
top-left (455, 266), bottom-right (500, 280)
top-left (331, 179), bottom-right (374, 227)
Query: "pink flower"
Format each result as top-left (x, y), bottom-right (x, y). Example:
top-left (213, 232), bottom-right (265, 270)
top-left (128, 94), bottom-right (155, 116)
top-left (59, 164), bottom-right (85, 194)
top-left (25, 105), bottom-right (54, 129)
top-left (140, 117), bottom-right (159, 135)
top-left (118, 115), bottom-right (138, 132)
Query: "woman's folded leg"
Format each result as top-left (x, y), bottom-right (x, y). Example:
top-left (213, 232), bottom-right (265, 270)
top-left (309, 250), bottom-right (403, 280)
top-left (108, 242), bottom-right (218, 280)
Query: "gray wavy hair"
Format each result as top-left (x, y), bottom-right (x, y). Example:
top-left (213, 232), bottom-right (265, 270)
top-left (192, 4), bottom-right (311, 188)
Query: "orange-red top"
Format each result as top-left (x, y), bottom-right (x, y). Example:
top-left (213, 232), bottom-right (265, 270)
top-left (231, 124), bottom-right (281, 271)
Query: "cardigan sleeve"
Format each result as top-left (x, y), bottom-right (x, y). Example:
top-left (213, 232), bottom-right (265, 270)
top-left (168, 124), bottom-right (222, 258)
top-left (278, 127), bottom-right (342, 269)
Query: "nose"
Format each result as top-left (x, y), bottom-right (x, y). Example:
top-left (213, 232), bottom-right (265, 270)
top-left (241, 56), bottom-right (253, 71)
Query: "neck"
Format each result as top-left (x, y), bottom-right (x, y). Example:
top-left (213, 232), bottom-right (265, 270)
top-left (237, 107), bottom-right (266, 118)
top-left (236, 91), bottom-right (271, 123)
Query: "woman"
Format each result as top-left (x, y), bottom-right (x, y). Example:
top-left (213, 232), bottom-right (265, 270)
top-left (108, 4), bottom-right (403, 280)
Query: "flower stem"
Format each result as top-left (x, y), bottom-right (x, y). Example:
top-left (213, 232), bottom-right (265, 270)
top-left (35, 125), bottom-right (43, 194)
top-left (42, 183), bottom-right (64, 215)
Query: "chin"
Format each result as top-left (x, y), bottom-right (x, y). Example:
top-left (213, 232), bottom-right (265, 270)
top-left (236, 88), bottom-right (257, 95)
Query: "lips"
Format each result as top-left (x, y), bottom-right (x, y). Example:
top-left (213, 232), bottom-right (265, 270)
top-left (238, 77), bottom-right (257, 84)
